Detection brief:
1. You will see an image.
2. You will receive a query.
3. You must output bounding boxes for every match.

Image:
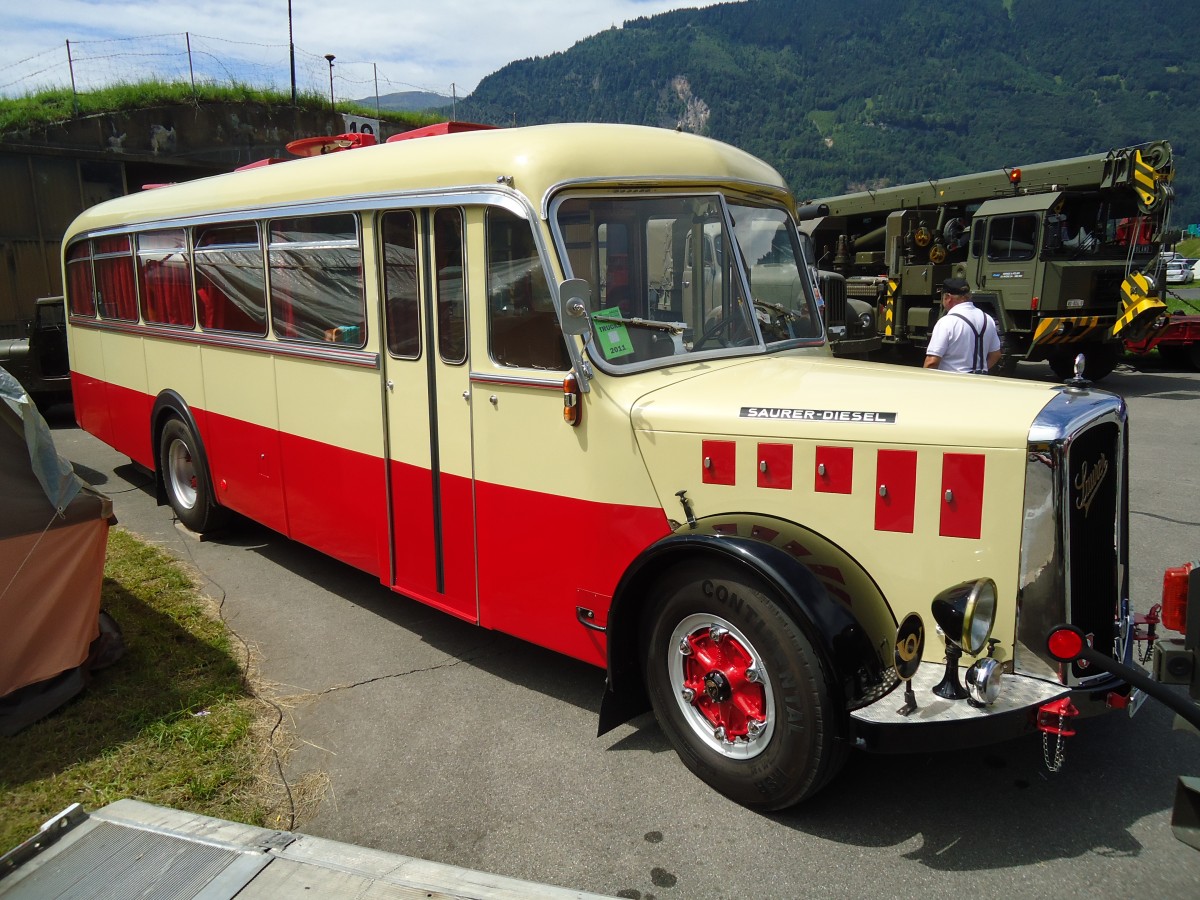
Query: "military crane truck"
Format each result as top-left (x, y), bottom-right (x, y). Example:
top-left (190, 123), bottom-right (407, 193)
top-left (801, 142), bottom-right (1175, 379)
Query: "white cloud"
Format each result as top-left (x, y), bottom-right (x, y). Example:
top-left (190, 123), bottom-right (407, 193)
top-left (2, 2), bottom-right (719, 98)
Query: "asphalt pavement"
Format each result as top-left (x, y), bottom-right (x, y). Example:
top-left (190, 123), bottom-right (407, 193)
top-left (44, 358), bottom-right (1200, 900)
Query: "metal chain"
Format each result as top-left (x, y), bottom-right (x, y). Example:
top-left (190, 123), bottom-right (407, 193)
top-left (1042, 712), bottom-right (1067, 772)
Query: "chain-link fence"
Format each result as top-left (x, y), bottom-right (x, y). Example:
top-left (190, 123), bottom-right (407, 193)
top-left (0, 32), bottom-right (454, 111)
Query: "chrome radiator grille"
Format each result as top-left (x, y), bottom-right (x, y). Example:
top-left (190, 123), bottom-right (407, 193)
top-left (1015, 391), bottom-right (1129, 684)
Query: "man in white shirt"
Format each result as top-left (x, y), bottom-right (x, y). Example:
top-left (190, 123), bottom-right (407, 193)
top-left (923, 277), bottom-right (1002, 374)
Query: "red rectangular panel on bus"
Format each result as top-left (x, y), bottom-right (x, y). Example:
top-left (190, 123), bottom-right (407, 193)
top-left (874, 449), bottom-right (917, 533)
top-left (756, 443), bottom-right (793, 490)
top-left (702, 440), bottom-right (736, 485)
top-left (939, 452), bottom-right (986, 539)
top-left (814, 445), bottom-right (853, 494)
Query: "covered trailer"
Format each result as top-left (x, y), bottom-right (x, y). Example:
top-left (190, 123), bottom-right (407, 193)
top-left (0, 369), bottom-right (119, 735)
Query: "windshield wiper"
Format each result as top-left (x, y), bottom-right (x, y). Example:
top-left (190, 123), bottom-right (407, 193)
top-left (591, 313), bottom-right (684, 334)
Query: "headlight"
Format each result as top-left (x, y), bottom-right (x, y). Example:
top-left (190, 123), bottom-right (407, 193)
top-left (931, 578), bottom-right (998, 655)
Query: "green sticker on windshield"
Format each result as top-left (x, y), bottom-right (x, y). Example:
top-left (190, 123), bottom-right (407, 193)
top-left (593, 307), bottom-right (634, 359)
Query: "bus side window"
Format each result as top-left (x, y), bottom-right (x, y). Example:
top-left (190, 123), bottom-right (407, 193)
top-left (485, 207), bottom-right (568, 371)
top-left (138, 229), bottom-right (194, 328)
top-left (65, 240), bottom-right (96, 317)
top-left (381, 210), bottom-right (420, 359)
top-left (93, 235), bottom-right (137, 322)
top-left (194, 223), bottom-right (267, 335)
top-left (434, 208), bottom-right (466, 364)
top-left (268, 214), bottom-right (365, 346)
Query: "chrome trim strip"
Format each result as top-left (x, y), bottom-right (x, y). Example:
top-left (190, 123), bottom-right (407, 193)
top-left (70, 190), bottom-right (527, 241)
top-left (67, 316), bottom-right (380, 369)
top-left (470, 372), bottom-right (563, 390)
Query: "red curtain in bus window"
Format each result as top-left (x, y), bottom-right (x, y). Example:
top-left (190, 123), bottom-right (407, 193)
top-left (194, 224), bottom-right (268, 335)
top-left (196, 271), bottom-right (265, 334)
top-left (66, 243), bottom-right (95, 316)
top-left (94, 256), bottom-right (137, 321)
top-left (196, 278), bottom-right (224, 330)
top-left (139, 231), bottom-right (193, 327)
top-left (141, 255), bottom-right (195, 327)
top-left (93, 236), bottom-right (136, 321)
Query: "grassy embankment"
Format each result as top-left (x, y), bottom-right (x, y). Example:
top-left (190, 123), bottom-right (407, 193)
top-left (0, 529), bottom-right (302, 853)
top-left (1165, 237), bottom-right (1200, 315)
top-left (0, 79), bottom-right (439, 134)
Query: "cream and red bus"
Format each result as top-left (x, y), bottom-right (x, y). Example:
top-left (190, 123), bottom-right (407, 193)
top-left (62, 123), bottom-right (1140, 809)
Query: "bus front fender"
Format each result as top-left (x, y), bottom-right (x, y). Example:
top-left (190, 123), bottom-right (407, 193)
top-left (599, 530), bottom-right (887, 736)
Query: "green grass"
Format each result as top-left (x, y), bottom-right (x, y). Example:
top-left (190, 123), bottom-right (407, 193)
top-left (0, 529), bottom-right (292, 852)
top-left (1176, 236), bottom-right (1200, 259)
top-left (1164, 292), bottom-right (1200, 315)
top-left (0, 79), bottom-right (440, 134)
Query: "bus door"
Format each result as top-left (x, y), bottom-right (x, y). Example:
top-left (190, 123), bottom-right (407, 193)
top-left (379, 207), bottom-right (477, 621)
top-left (469, 205), bottom-right (609, 664)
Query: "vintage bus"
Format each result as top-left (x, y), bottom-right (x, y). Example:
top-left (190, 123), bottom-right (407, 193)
top-left (62, 123), bottom-right (1140, 809)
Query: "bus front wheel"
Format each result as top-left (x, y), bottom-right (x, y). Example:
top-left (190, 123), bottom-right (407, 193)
top-left (159, 417), bottom-right (227, 534)
top-left (641, 562), bottom-right (846, 810)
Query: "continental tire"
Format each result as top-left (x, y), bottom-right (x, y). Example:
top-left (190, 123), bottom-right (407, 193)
top-left (642, 561), bottom-right (846, 810)
top-left (159, 417), bottom-right (228, 534)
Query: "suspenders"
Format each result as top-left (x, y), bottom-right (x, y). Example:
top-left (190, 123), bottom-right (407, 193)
top-left (948, 309), bottom-right (988, 374)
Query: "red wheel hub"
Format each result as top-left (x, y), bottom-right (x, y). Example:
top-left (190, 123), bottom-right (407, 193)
top-left (681, 627), bottom-right (766, 740)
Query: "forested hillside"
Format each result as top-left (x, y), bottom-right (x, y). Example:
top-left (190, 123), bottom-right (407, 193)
top-left (456, 0), bottom-right (1197, 225)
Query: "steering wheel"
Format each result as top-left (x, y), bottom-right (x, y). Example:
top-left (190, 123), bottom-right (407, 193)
top-left (693, 314), bottom-right (739, 351)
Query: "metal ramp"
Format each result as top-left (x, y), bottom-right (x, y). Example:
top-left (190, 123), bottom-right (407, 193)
top-left (0, 800), bottom-right (615, 899)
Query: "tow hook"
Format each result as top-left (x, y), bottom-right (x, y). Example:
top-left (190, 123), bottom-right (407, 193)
top-left (1037, 697), bottom-right (1079, 773)
top-left (1134, 603), bottom-right (1162, 663)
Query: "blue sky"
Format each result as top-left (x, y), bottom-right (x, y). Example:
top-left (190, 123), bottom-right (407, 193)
top-left (1, 1), bottom-right (717, 99)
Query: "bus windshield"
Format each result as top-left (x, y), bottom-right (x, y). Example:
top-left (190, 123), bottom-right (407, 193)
top-left (554, 194), bottom-right (823, 368)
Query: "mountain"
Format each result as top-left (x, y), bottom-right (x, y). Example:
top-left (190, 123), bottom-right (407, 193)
top-left (359, 91), bottom-right (452, 112)
top-left (455, 0), bottom-right (1198, 226)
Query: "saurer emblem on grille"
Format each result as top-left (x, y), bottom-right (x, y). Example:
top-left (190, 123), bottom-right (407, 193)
top-left (1074, 453), bottom-right (1109, 518)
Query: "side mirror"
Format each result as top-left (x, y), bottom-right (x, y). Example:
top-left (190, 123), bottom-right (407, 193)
top-left (555, 278), bottom-right (592, 337)
top-left (553, 278), bottom-right (593, 396)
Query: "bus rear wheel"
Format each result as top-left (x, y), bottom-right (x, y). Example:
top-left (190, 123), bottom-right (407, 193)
top-left (641, 562), bottom-right (845, 810)
top-left (159, 417), bottom-right (227, 534)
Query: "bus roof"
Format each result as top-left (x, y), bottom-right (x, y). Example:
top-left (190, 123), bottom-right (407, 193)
top-left (65, 124), bottom-right (791, 239)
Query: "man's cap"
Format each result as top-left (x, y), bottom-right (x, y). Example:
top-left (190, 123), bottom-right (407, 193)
top-left (943, 277), bottom-right (970, 295)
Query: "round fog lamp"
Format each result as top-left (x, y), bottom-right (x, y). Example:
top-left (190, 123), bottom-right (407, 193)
top-left (965, 657), bottom-right (1004, 708)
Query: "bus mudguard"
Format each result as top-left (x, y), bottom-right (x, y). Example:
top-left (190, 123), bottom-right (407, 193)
top-left (599, 523), bottom-right (891, 736)
top-left (150, 390), bottom-right (211, 506)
